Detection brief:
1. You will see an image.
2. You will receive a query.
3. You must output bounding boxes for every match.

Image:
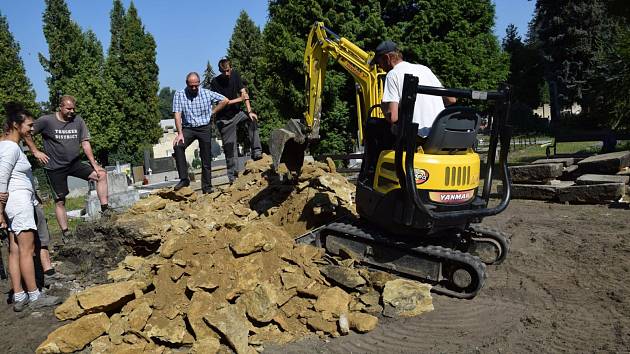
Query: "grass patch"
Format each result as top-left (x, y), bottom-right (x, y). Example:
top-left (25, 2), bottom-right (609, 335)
top-left (507, 139), bottom-right (630, 164)
top-left (508, 141), bottom-right (602, 164)
top-left (41, 196), bottom-right (85, 237)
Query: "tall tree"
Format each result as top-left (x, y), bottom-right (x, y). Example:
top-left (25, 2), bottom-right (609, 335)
top-left (63, 30), bottom-right (123, 162)
top-left (590, 0), bottom-right (630, 129)
top-left (201, 61), bottom-right (216, 89)
top-left (532, 0), bottom-right (612, 113)
top-left (106, 1), bottom-right (162, 164)
top-left (0, 12), bottom-right (39, 116)
top-left (227, 11), bottom-right (264, 97)
top-left (39, 0), bottom-right (84, 107)
top-left (501, 24), bottom-right (545, 132)
top-left (158, 87), bottom-right (175, 120)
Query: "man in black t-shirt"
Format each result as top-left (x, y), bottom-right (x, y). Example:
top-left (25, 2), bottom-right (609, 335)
top-left (210, 57), bottom-right (262, 183)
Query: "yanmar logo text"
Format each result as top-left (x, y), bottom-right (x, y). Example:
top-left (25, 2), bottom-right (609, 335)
top-left (429, 190), bottom-right (474, 204)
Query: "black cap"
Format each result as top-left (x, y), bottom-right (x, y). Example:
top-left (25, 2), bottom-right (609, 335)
top-left (375, 40), bottom-right (397, 56)
top-left (369, 40), bottom-right (397, 64)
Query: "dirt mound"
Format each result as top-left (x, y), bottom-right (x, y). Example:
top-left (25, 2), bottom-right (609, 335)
top-left (38, 156), bottom-right (433, 353)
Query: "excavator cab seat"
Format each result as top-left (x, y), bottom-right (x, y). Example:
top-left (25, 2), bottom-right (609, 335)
top-left (422, 106), bottom-right (481, 155)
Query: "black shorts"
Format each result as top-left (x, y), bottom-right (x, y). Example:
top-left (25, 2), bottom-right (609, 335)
top-left (45, 159), bottom-right (95, 201)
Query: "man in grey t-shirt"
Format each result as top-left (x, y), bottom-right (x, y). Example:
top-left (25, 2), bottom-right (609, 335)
top-left (25, 95), bottom-right (108, 240)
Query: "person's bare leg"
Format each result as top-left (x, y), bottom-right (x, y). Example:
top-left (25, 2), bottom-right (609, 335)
top-left (40, 248), bottom-right (52, 272)
top-left (16, 231), bottom-right (37, 292)
top-left (8, 232), bottom-right (23, 295)
top-left (55, 200), bottom-right (68, 232)
top-left (91, 171), bottom-right (108, 206)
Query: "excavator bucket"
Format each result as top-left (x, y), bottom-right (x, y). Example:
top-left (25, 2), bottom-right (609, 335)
top-left (269, 119), bottom-right (309, 175)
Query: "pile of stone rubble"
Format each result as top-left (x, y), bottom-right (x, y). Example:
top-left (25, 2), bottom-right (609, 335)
top-left (507, 150), bottom-right (630, 204)
top-left (36, 156), bottom-right (433, 354)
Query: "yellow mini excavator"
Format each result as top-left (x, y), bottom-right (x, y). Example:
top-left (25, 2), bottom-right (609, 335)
top-left (270, 22), bottom-right (513, 299)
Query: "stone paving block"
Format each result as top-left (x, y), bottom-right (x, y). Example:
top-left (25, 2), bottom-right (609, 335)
top-left (500, 181), bottom-right (573, 201)
top-left (509, 163), bottom-right (564, 183)
top-left (576, 174), bottom-right (630, 185)
top-left (560, 165), bottom-right (580, 181)
top-left (577, 151), bottom-right (630, 174)
top-left (557, 183), bottom-right (626, 204)
top-left (531, 157), bottom-right (576, 167)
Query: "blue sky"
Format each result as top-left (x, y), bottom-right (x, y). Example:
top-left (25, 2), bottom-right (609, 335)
top-left (1, 0), bottom-right (535, 102)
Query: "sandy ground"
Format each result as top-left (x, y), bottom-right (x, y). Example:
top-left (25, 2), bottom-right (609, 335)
top-left (1, 198), bottom-right (629, 353)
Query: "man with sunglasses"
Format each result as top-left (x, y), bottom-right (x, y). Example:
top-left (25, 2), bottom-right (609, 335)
top-left (172, 72), bottom-right (228, 193)
top-left (210, 57), bottom-right (263, 184)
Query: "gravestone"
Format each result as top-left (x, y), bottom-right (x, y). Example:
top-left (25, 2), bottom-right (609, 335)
top-left (86, 171), bottom-right (140, 218)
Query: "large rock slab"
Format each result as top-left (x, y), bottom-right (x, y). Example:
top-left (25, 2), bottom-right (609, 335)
top-left (508, 181), bottom-right (574, 201)
top-left (557, 183), bottom-right (626, 204)
top-left (36, 313), bottom-right (110, 354)
top-left (319, 265), bottom-right (367, 289)
top-left (560, 164), bottom-right (580, 180)
top-left (204, 304), bottom-right (253, 354)
top-left (382, 279), bottom-right (433, 317)
top-left (509, 163), bottom-right (564, 183)
top-left (576, 174), bottom-right (630, 185)
top-left (531, 157), bottom-right (576, 167)
top-left (577, 151), bottom-right (630, 174)
top-left (55, 281), bottom-right (146, 320)
top-left (131, 195), bottom-right (167, 213)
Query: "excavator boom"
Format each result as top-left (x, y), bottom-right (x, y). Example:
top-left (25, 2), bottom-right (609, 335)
top-left (270, 22), bottom-right (386, 173)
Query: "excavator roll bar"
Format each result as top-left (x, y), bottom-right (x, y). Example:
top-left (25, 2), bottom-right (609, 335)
top-left (395, 74), bottom-right (513, 226)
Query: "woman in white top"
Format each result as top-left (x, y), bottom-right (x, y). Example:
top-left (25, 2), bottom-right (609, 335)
top-left (0, 103), bottom-right (58, 312)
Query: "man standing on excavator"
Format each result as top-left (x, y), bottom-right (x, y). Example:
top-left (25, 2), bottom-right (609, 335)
top-left (372, 40), bottom-right (456, 137)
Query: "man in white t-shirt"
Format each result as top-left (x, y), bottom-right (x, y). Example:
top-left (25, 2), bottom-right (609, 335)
top-left (372, 40), bottom-right (456, 137)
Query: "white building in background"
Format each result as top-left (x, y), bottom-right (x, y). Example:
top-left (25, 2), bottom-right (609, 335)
top-left (533, 102), bottom-right (582, 119)
top-left (153, 119), bottom-right (225, 162)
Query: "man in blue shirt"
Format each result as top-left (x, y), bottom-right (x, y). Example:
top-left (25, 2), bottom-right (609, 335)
top-left (172, 72), bottom-right (228, 193)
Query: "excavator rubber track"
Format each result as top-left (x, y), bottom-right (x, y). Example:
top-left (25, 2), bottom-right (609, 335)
top-left (298, 220), bottom-right (487, 299)
top-left (466, 224), bottom-right (511, 265)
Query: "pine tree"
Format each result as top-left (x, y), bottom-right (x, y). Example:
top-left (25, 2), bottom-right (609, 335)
top-left (502, 24), bottom-right (545, 109)
top-left (63, 30), bottom-right (123, 162)
top-left (39, 0), bottom-right (84, 107)
top-left (158, 87), bottom-right (175, 120)
top-left (0, 12), bottom-right (39, 117)
top-left (201, 61), bottom-right (216, 89)
top-left (532, 0), bottom-right (612, 112)
top-left (591, 1), bottom-right (630, 129)
top-left (227, 11), bottom-right (263, 97)
top-left (106, 1), bottom-right (162, 164)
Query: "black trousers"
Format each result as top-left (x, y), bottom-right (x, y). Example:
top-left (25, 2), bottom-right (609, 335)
top-left (174, 124), bottom-right (213, 192)
top-left (216, 111), bottom-right (262, 182)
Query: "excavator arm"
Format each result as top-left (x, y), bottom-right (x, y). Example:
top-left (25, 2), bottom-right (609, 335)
top-left (270, 22), bottom-right (386, 173)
